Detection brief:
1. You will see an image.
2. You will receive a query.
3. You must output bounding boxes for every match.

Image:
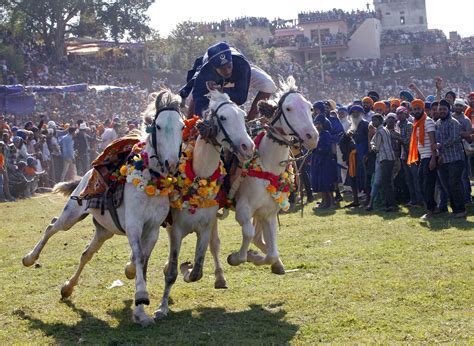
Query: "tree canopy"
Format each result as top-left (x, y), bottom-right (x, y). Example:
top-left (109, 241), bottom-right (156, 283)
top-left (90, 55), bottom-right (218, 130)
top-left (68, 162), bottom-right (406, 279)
top-left (0, 0), bottom-right (154, 60)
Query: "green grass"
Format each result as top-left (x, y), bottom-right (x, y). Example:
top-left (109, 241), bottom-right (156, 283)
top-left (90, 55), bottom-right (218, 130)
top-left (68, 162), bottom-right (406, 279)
top-left (0, 194), bottom-right (473, 344)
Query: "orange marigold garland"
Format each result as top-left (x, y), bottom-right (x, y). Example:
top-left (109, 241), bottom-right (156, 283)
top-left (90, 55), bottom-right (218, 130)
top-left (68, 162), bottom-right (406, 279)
top-left (170, 142), bottom-right (226, 213)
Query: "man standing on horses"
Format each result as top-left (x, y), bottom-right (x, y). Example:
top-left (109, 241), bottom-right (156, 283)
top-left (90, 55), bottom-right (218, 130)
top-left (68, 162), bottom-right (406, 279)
top-left (180, 42), bottom-right (277, 120)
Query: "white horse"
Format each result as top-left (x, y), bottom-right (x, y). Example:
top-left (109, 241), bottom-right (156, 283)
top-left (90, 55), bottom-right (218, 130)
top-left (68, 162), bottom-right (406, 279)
top-left (22, 89), bottom-right (185, 327)
top-left (154, 89), bottom-right (255, 319)
top-left (227, 76), bottom-right (319, 274)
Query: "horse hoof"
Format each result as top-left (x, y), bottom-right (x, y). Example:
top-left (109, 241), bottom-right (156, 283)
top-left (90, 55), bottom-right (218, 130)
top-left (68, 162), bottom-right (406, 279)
top-left (22, 254), bottom-right (36, 267)
top-left (124, 262), bottom-right (136, 280)
top-left (133, 313), bottom-right (155, 327)
top-left (214, 279), bottom-right (228, 289)
top-left (227, 253), bottom-right (243, 266)
top-left (271, 263), bottom-right (286, 275)
top-left (154, 308), bottom-right (168, 320)
top-left (135, 291), bottom-right (150, 306)
top-left (180, 262), bottom-right (192, 275)
top-left (61, 282), bottom-right (73, 299)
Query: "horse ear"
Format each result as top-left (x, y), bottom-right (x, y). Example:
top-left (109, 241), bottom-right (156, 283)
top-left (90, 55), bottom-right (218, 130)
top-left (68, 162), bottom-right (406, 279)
top-left (258, 100), bottom-right (277, 118)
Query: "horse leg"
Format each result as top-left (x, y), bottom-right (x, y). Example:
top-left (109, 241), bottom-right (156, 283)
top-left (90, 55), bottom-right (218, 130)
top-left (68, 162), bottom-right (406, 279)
top-left (141, 228), bottom-right (159, 283)
top-left (228, 206), bottom-right (254, 266)
top-left (247, 216), bottom-right (282, 271)
top-left (251, 218), bottom-right (285, 275)
top-left (209, 222), bottom-right (227, 289)
top-left (182, 224), bottom-right (211, 283)
top-left (125, 229), bottom-right (158, 281)
top-left (61, 219), bottom-right (113, 299)
top-left (126, 223), bottom-right (154, 327)
top-left (155, 224), bottom-right (182, 320)
top-left (23, 198), bottom-right (87, 267)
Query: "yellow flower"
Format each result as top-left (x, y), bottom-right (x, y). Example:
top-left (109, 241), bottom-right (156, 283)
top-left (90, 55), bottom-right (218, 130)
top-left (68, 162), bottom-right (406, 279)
top-left (159, 189), bottom-right (169, 196)
top-left (178, 162), bottom-right (186, 173)
top-left (213, 186), bottom-right (220, 194)
top-left (199, 179), bottom-right (208, 186)
top-left (145, 185), bottom-right (156, 197)
top-left (210, 181), bottom-right (217, 187)
top-left (132, 178), bottom-right (141, 186)
top-left (184, 178), bottom-right (192, 185)
top-left (197, 187), bottom-right (209, 197)
top-left (133, 154), bottom-right (142, 161)
top-left (120, 165), bottom-right (128, 176)
top-left (282, 172), bottom-right (289, 179)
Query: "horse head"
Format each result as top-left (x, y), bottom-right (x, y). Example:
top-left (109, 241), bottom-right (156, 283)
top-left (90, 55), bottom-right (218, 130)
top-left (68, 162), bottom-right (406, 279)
top-left (142, 88), bottom-right (184, 175)
top-left (205, 89), bottom-right (255, 161)
top-left (260, 76), bottom-right (318, 150)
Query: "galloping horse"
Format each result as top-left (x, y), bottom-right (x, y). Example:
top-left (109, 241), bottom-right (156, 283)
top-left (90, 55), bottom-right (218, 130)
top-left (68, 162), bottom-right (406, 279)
top-left (154, 89), bottom-right (255, 319)
top-left (22, 89), bottom-right (185, 327)
top-left (227, 76), bottom-right (319, 274)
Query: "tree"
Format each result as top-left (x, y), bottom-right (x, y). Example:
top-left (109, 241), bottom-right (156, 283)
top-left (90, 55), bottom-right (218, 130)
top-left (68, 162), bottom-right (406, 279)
top-left (167, 21), bottom-right (215, 71)
top-left (1, 0), bottom-right (154, 60)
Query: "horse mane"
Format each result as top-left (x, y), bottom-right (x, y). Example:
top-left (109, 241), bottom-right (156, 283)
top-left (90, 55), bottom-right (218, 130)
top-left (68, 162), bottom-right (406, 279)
top-left (142, 88), bottom-right (182, 126)
top-left (207, 89), bottom-right (231, 110)
top-left (274, 76), bottom-right (298, 102)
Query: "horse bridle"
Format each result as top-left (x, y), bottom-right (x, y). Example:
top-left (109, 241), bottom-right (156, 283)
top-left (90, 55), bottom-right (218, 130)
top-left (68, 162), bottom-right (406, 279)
top-left (204, 101), bottom-right (240, 154)
top-left (269, 90), bottom-right (305, 146)
top-left (147, 107), bottom-right (183, 173)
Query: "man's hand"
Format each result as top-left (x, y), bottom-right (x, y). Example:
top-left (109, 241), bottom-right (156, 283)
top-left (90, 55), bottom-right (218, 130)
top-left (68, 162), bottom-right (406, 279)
top-left (435, 77), bottom-right (443, 91)
top-left (429, 156), bottom-right (437, 171)
top-left (206, 81), bottom-right (222, 92)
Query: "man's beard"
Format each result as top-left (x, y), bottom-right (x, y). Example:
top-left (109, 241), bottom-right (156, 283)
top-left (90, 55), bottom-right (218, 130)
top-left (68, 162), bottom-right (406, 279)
top-left (413, 111), bottom-right (424, 120)
top-left (350, 115), bottom-right (361, 131)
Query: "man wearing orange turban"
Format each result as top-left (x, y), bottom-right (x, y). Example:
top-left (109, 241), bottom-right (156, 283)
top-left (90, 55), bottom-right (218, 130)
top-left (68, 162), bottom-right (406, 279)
top-left (362, 96), bottom-right (374, 122)
top-left (373, 101), bottom-right (388, 115)
top-left (390, 99), bottom-right (401, 113)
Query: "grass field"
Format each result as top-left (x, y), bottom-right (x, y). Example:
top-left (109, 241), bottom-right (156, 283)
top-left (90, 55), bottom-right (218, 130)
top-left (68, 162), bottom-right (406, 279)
top-left (0, 193), bottom-right (473, 344)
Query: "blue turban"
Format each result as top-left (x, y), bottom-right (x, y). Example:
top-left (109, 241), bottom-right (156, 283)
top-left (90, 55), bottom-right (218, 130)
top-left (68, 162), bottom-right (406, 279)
top-left (337, 106), bottom-right (348, 113)
top-left (207, 42), bottom-right (232, 68)
top-left (314, 113), bottom-right (331, 131)
top-left (400, 90), bottom-right (414, 102)
top-left (425, 102), bottom-right (432, 110)
top-left (426, 95), bottom-right (435, 103)
top-left (348, 105), bottom-right (364, 114)
top-left (312, 101), bottom-right (325, 113)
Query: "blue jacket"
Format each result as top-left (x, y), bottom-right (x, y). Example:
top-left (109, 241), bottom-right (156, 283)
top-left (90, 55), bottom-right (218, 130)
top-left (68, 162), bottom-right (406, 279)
top-left (181, 48), bottom-right (251, 116)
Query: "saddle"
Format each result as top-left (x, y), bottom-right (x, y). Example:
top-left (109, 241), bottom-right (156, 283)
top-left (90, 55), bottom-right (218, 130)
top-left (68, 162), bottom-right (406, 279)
top-left (79, 135), bottom-right (141, 201)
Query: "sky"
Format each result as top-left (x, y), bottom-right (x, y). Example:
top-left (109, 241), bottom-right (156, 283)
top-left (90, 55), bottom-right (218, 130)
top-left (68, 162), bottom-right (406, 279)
top-left (148, 0), bottom-right (474, 38)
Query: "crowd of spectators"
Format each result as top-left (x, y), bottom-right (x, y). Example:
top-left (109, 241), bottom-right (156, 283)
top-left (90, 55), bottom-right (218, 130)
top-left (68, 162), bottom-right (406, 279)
top-left (303, 82), bottom-right (473, 220)
top-left (298, 9), bottom-right (377, 32)
top-left (381, 29), bottom-right (447, 46)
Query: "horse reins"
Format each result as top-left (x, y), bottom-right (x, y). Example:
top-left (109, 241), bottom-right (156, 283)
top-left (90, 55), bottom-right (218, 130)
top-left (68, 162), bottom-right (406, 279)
top-left (208, 101), bottom-right (241, 154)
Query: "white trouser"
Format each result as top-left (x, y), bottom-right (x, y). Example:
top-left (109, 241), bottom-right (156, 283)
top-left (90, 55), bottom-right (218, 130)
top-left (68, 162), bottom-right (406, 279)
top-left (249, 65), bottom-right (277, 94)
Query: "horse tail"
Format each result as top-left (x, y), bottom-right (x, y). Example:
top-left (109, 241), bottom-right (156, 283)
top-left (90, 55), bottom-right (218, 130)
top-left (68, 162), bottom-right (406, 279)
top-left (53, 180), bottom-right (81, 197)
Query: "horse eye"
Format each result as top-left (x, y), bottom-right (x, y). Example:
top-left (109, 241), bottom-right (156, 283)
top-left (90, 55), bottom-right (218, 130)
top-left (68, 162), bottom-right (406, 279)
top-left (286, 107), bottom-right (291, 112)
top-left (310, 107), bottom-right (314, 112)
top-left (156, 125), bottom-right (161, 130)
top-left (219, 116), bottom-right (226, 121)
top-left (181, 125), bottom-right (185, 130)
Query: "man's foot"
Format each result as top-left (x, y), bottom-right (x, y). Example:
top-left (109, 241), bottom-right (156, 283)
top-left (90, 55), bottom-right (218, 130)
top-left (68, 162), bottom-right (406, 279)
top-left (433, 208), bottom-right (448, 215)
top-left (344, 202), bottom-right (360, 208)
top-left (452, 211), bottom-right (467, 219)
